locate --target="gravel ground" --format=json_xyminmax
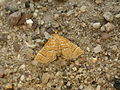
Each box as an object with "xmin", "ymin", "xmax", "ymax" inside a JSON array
[{"xmin": 0, "ymin": 0, "xmax": 120, "ymax": 90}]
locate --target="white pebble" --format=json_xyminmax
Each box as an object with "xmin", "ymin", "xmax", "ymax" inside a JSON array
[
  {"xmin": 72, "ymin": 67, "xmax": 77, "ymax": 71},
  {"xmin": 26, "ymin": 19, "xmax": 33, "ymax": 26},
  {"xmin": 93, "ymin": 45, "xmax": 102, "ymax": 53},
  {"xmin": 66, "ymin": 81, "xmax": 71, "ymax": 86},
  {"xmin": 80, "ymin": 6, "xmax": 87, "ymax": 12},
  {"xmin": 17, "ymin": 1, "xmax": 21, "ymax": 4},
  {"xmin": 40, "ymin": 20, "xmax": 44, "ymax": 25},
  {"xmin": 86, "ymin": 47, "xmax": 90, "ymax": 52},
  {"xmin": 92, "ymin": 22, "xmax": 101, "ymax": 29}
]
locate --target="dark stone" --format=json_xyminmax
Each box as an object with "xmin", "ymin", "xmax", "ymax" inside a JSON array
[
  {"xmin": 25, "ymin": 1, "xmax": 30, "ymax": 8},
  {"xmin": 113, "ymin": 78, "xmax": 120, "ymax": 90}
]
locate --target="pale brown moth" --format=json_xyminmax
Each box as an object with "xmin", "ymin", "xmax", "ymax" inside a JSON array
[{"xmin": 34, "ymin": 32, "xmax": 84, "ymax": 63}]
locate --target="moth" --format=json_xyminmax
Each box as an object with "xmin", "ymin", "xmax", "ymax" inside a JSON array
[{"xmin": 34, "ymin": 32, "xmax": 84, "ymax": 63}]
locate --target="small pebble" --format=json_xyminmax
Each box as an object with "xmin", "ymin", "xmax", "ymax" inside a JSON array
[
  {"xmin": 93, "ymin": 45, "xmax": 102, "ymax": 53},
  {"xmin": 92, "ymin": 22, "xmax": 101, "ymax": 29},
  {"xmin": 54, "ymin": 13, "xmax": 59, "ymax": 20},
  {"xmin": 19, "ymin": 64, "xmax": 26, "ymax": 70},
  {"xmin": 20, "ymin": 75, "xmax": 25, "ymax": 81},
  {"xmin": 103, "ymin": 12, "xmax": 114, "ymax": 21},
  {"xmin": 75, "ymin": 60, "xmax": 79, "ymax": 65},
  {"xmin": 115, "ymin": 13, "xmax": 120, "ymax": 18},
  {"xmin": 31, "ymin": 60, "xmax": 38, "ymax": 66},
  {"xmin": 33, "ymin": 12, "xmax": 38, "ymax": 17},
  {"xmin": 80, "ymin": 5, "xmax": 87, "ymax": 12},
  {"xmin": 92, "ymin": 57, "xmax": 97, "ymax": 63},
  {"xmin": 86, "ymin": 47, "xmax": 90, "ymax": 52},
  {"xmin": 104, "ymin": 22, "xmax": 115, "ymax": 31},
  {"xmin": 8, "ymin": 11, "xmax": 21, "ymax": 26},
  {"xmin": 42, "ymin": 73, "xmax": 50, "ymax": 84},
  {"xmin": 96, "ymin": 85, "xmax": 101, "ymax": 90},
  {"xmin": 26, "ymin": 19, "xmax": 33, "ymax": 26},
  {"xmin": 66, "ymin": 81, "xmax": 71, "ymax": 86},
  {"xmin": 72, "ymin": 67, "xmax": 77, "ymax": 71},
  {"xmin": 101, "ymin": 33, "xmax": 110, "ymax": 39},
  {"xmin": 17, "ymin": 1, "xmax": 21, "ymax": 4},
  {"xmin": 40, "ymin": 20, "xmax": 44, "ymax": 25},
  {"xmin": 55, "ymin": 71, "xmax": 62, "ymax": 77},
  {"xmin": 44, "ymin": 32, "xmax": 52, "ymax": 40},
  {"xmin": 100, "ymin": 26, "xmax": 105, "ymax": 31},
  {"xmin": 95, "ymin": 0, "xmax": 102, "ymax": 4}
]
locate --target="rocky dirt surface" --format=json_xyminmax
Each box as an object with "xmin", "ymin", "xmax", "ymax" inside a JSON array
[{"xmin": 0, "ymin": 0, "xmax": 120, "ymax": 90}]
